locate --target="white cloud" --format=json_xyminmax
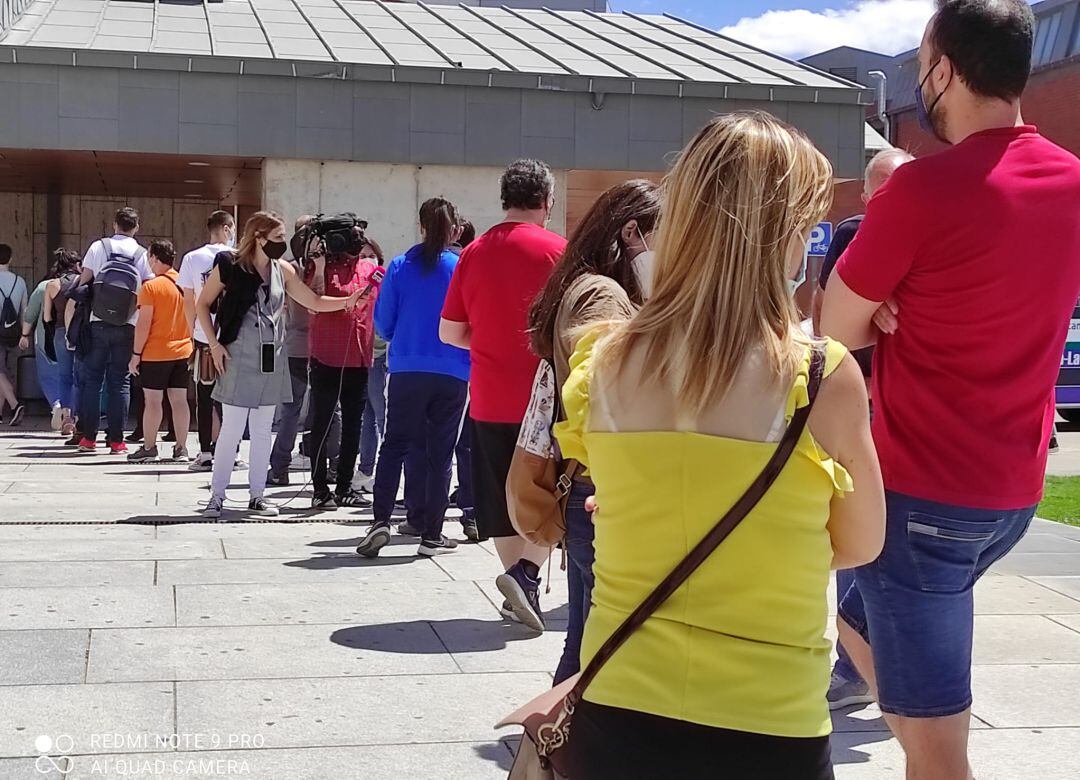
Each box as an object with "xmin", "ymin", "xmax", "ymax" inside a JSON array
[{"xmin": 720, "ymin": 0, "xmax": 934, "ymax": 60}]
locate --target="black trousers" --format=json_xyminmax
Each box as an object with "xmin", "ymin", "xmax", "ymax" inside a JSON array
[
  {"xmin": 470, "ymin": 419, "xmax": 520, "ymax": 541},
  {"xmin": 566, "ymin": 699, "xmax": 834, "ymax": 780},
  {"xmin": 309, "ymin": 360, "xmax": 367, "ymax": 496},
  {"xmin": 194, "ymin": 341, "xmax": 221, "ymax": 454}
]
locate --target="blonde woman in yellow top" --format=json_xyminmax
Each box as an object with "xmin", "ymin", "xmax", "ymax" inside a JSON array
[{"xmin": 554, "ymin": 112, "xmax": 886, "ymax": 779}]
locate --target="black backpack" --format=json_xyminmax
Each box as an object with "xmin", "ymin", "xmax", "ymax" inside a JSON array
[
  {"xmin": 0, "ymin": 277, "xmax": 20, "ymax": 348},
  {"xmin": 91, "ymin": 238, "xmax": 145, "ymax": 326}
]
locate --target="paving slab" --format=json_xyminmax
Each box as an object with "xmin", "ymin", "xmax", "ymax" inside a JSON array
[
  {"xmin": 994, "ymin": 553, "xmax": 1080, "ymax": 577},
  {"xmin": 0, "ymin": 586, "xmax": 174, "ymax": 630},
  {"xmin": 432, "ymin": 617, "xmax": 566, "ymax": 673},
  {"xmin": 1047, "ymin": 613, "xmax": 1080, "ymax": 633},
  {"xmin": 0, "ymin": 629, "xmax": 89, "ymax": 685},
  {"xmin": 60, "ymin": 742, "xmax": 511, "ymax": 779},
  {"xmin": 1010, "ymin": 532, "xmax": 1080, "ymax": 553},
  {"xmin": 0, "ymin": 757, "xmax": 64, "ymax": 779},
  {"xmin": 0, "ymin": 561, "xmax": 155, "ymax": 588},
  {"xmin": 176, "ymin": 673, "xmax": 552, "ymax": 750},
  {"xmin": 0, "ymin": 540, "xmax": 221, "ymax": 562},
  {"xmin": 1033, "ymin": 575, "xmax": 1080, "ymax": 600},
  {"xmin": 87, "ymin": 623, "xmax": 458, "ymax": 683},
  {"xmin": 972, "ymin": 615, "xmax": 1080, "ymax": 663},
  {"xmin": 972, "ymin": 664, "xmax": 1080, "ymax": 727},
  {"xmin": 0, "ymin": 525, "xmax": 156, "ymax": 541},
  {"xmin": 0, "ymin": 682, "xmax": 174, "ymax": 757},
  {"xmin": 973, "ymin": 575, "xmax": 1080, "ymax": 614},
  {"xmin": 156, "ymin": 557, "xmax": 453, "ymax": 585},
  {"xmin": 174, "ymin": 580, "xmax": 497, "ymax": 627}
]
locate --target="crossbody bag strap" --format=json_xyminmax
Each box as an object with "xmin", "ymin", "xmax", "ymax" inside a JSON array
[{"xmin": 569, "ymin": 343, "xmax": 828, "ymax": 703}]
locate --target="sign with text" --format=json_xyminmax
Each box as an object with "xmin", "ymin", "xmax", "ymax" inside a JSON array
[{"xmin": 807, "ymin": 222, "xmax": 832, "ymax": 256}]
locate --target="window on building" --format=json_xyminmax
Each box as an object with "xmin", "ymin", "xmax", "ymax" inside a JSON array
[
  {"xmin": 1071, "ymin": 16, "xmax": 1080, "ymax": 56},
  {"xmin": 829, "ymin": 66, "xmax": 859, "ymax": 82},
  {"xmin": 1033, "ymin": 12, "xmax": 1062, "ymax": 66}
]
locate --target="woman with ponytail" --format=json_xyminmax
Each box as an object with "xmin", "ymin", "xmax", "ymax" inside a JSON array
[{"xmin": 355, "ymin": 198, "xmax": 471, "ymax": 558}]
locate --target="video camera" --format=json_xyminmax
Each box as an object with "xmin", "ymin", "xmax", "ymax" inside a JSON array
[{"xmin": 292, "ymin": 212, "xmax": 368, "ymax": 266}]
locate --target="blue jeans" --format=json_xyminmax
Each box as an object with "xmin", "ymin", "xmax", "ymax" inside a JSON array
[
  {"xmin": 34, "ymin": 345, "xmax": 60, "ymax": 407},
  {"xmin": 359, "ymin": 354, "xmax": 387, "ymax": 476},
  {"xmin": 372, "ymin": 372, "xmax": 468, "ymax": 541},
  {"xmin": 832, "ymin": 568, "xmax": 863, "ymax": 683},
  {"xmin": 554, "ymin": 479, "xmax": 597, "ymax": 685},
  {"xmin": 839, "ymin": 490, "xmax": 1035, "ymax": 718},
  {"xmin": 80, "ymin": 323, "xmax": 133, "ymax": 443},
  {"xmin": 53, "ymin": 329, "xmax": 76, "ymax": 409}
]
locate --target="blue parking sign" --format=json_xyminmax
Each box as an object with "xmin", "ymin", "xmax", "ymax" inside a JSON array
[{"xmin": 807, "ymin": 222, "xmax": 832, "ymax": 256}]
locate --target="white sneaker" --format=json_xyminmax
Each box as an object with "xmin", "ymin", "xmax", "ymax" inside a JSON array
[
  {"xmin": 50, "ymin": 402, "xmax": 63, "ymax": 431},
  {"xmin": 188, "ymin": 452, "xmax": 214, "ymax": 472},
  {"xmin": 290, "ymin": 453, "xmax": 311, "ymax": 471},
  {"xmin": 351, "ymin": 472, "xmax": 376, "ymax": 493}
]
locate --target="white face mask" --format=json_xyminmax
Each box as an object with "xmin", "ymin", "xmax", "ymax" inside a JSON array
[
  {"xmin": 788, "ymin": 246, "xmax": 808, "ymax": 297},
  {"xmin": 632, "ymin": 229, "xmax": 655, "ymax": 299}
]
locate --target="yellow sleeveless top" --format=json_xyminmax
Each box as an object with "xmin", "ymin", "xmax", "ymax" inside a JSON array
[{"xmin": 554, "ymin": 331, "xmax": 852, "ymax": 739}]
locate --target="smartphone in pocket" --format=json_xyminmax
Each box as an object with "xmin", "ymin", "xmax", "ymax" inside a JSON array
[{"xmin": 261, "ymin": 342, "xmax": 275, "ymax": 375}]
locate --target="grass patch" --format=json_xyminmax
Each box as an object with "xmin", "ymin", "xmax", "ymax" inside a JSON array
[{"xmin": 1039, "ymin": 477, "xmax": 1080, "ymax": 527}]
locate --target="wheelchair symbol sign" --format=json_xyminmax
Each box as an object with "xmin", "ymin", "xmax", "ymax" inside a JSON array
[{"xmin": 807, "ymin": 222, "xmax": 832, "ymax": 256}]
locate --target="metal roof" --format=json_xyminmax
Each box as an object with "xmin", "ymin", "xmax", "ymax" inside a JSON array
[{"xmin": 0, "ymin": 0, "xmax": 867, "ymax": 103}]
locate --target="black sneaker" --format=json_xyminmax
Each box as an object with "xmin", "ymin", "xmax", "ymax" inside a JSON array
[
  {"xmin": 334, "ymin": 489, "xmax": 372, "ymax": 508},
  {"xmin": 8, "ymin": 404, "xmax": 25, "ymax": 427},
  {"xmin": 312, "ymin": 492, "xmax": 337, "ymax": 510},
  {"xmin": 418, "ymin": 535, "xmax": 458, "ymax": 557},
  {"xmin": 127, "ymin": 445, "xmax": 159, "ymax": 463},
  {"xmin": 266, "ymin": 470, "xmax": 290, "ymax": 487},
  {"xmin": 461, "ymin": 518, "xmax": 479, "ymax": 542},
  {"xmin": 64, "ymin": 432, "xmax": 81, "ymax": 447},
  {"xmin": 396, "ymin": 521, "xmax": 422, "ymax": 536},
  {"xmin": 496, "ymin": 561, "xmax": 545, "ymax": 632},
  {"xmin": 248, "ymin": 496, "xmax": 279, "ymax": 518},
  {"xmin": 163, "ymin": 431, "xmax": 177, "ymax": 443},
  {"xmin": 125, "ymin": 431, "xmax": 143, "ymax": 444},
  {"xmin": 356, "ymin": 523, "xmax": 392, "ymax": 558}
]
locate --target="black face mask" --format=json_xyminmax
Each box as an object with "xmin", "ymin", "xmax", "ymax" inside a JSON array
[{"xmin": 263, "ymin": 239, "xmax": 287, "ymax": 260}]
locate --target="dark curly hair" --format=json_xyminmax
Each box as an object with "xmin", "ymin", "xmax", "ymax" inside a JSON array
[
  {"xmin": 500, "ymin": 159, "xmax": 555, "ymax": 211},
  {"xmin": 930, "ymin": 0, "xmax": 1034, "ymax": 101},
  {"xmin": 50, "ymin": 247, "xmax": 81, "ymax": 278}
]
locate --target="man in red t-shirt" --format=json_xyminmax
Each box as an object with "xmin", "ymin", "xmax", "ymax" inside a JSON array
[
  {"xmin": 440, "ymin": 159, "xmax": 566, "ymax": 631},
  {"xmin": 305, "ymin": 233, "xmax": 382, "ymax": 510},
  {"xmin": 822, "ymin": 1, "xmax": 1080, "ymax": 776}
]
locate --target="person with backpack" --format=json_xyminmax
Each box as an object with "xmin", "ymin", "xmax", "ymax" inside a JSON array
[
  {"xmin": 42, "ymin": 250, "xmax": 83, "ymax": 437},
  {"xmin": 355, "ymin": 198, "xmax": 470, "ymax": 558},
  {"xmin": 126, "ymin": 241, "xmax": 193, "ymax": 463},
  {"xmin": 75, "ymin": 207, "xmax": 153, "ymax": 454},
  {"xmin": 525, "ymin": 179, "xmax": 658, "ymax": 681},
  {"xmin": 0, "ymin": 243, "xmax": 28, "ymax": 426}
]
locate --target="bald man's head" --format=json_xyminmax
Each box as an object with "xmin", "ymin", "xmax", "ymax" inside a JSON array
[{"xmin": 864, "ymin": 149, "xmax": 915, "ymax": 201}]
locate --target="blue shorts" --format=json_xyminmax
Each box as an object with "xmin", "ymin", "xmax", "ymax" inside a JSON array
[{"xmin": 838, "ymin": 491, "xmax": 1035, "ymax": 718}]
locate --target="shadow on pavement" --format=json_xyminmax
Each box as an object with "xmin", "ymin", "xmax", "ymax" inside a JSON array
[
  {"xmin": 283, "ymin": 552, "xmax": 418, "ymax": 569},
  {"xmin": 474, "ymin": 740, "xmax": 515, "ymax": 773},
  {"xmin": 829, "ymin": 707, "xmax": 894, "ymax": 765},
  {"xmin": 331, "ymin": 618, "xmax": 547, "ymax": 654}
]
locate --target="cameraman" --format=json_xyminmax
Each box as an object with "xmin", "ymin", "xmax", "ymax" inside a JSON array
[{"xmin": 305, "ymin": 220, "xmax": 383, "ymax": 509}]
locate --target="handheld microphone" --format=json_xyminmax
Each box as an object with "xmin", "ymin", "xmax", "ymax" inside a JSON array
[{"xmin": 360, "ymin": 267, "xmax": 385, "ymax": 298}]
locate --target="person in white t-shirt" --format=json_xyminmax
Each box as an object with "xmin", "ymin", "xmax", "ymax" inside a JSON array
[
  {"xmin": 76, "ymin": 207, "xmax": 153, "ymax": 453},
  {"xmin": 0, "ymin": 244, "xmax": 28, "ymax": 425},
  {"xmin": 178, "ymin": 210, "xmax": 236, "ymax": 472}
]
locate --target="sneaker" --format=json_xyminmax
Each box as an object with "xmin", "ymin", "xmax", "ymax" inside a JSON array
[
  {"xmin": 127, "ymin": 445, "xmax": 159, "ymax": 463},
  {"xmin": 827, "ymin": 673, "xmax": 874, "ymax": 711},
  {"xmin": 188, "ymin": 452, "xmax": 214, "ymax": 472},
  {"xmin": 77, "ymin": 438, "xmax": 97, "ymax": 453},
  {"xmin": 203, "ymin": 495, "xmax": 224, "ymax": 520},
  {"xmin": 266, "ymin": 470, "xmax": 290, "ymax": 487},
  {"xmin": 418, "ymin": 535, "xmax": 458, "ymax": 557},
  {"xmin": 290, "ymin": 453, "xmax": 311, "ymax": 471},
  {"xmin": 65, "ymin": 432, "xmax": 82, "ymax": 447},
  {"xmin": 356, "ymin": 523, "xmax": 392, "ymax": 558},
  {"xmin": 233, "ymin": 458, "xmax": 247, "ymax": 471},
  {"xmin": 496, "ymin": 561, "xmax": 545, "ymax": 632},
  {"xmin": 248, "ymin": 496, "xmax": 279, "ymax": 517},
  {"xmin": 8, "ymin": 404, "xmax": 25, "ymax": 427},
  {"xmin": 396, "ymin": 521, "xmax": 422, "ymax": 536},
  {"xmin": 109, "ymin": 442, "xmax": 128, "ymax": 455},
  {"xmin": 461, "ymin": 518, "xmax": 479, "ymax": 542},
  {"xmin": 311, "ymin": 491, "xmax": 338, "ymax": 510},
  {"xmin": 125, "ymin": 431, "xmax": 143, "ymax": 444},
  {"xmin": 352, "ymin": 472, "xmax": 376, "ymax": 493},
  {"xmin": 163, "ymin": 431, "xmax": 177, "ymax": 443},
  {"xmin": 171, "ymin": 445, "xmax": 190, "ymax": 463},
  {"xmin": 500, "ymin": 600, "xmax": 522, "ymax": 624},
  {"xmin": 61, "ymin": 420, "xmax": 75, "ymax": 437},
  {"xmin": 335, "ymin": 489, "xmax": 372, "ymax": 508},
  {"xmin": 50, "ymin": 402, "xmax": 63, "ymax": 431}
]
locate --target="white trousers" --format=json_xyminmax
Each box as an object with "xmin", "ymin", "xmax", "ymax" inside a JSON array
[{"xmin": 211, "ymin": 403, "xmax": 276, "ymax": 500}]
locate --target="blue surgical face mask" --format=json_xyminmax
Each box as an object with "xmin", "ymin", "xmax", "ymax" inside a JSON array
[
  {"xmin": 788, "ymin": 247, "xmax": 808, "ymax": 297},
  {"xmin": 915, "ymin": 58, "xmax": 949, "ymax": 143}
]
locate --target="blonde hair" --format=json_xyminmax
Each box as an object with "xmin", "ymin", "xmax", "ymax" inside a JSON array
[
  {"xmin": 602, "ymin": 111, "xmax": 833, "ymax": 417},
  {"xmin": 236, "ymin": 210, "xmax": 285, "ymax": 272}
]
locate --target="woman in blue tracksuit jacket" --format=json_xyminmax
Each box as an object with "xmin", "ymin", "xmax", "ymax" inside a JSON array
[{"xmin": 356, "ymin": 198, "xmax": 471, "ymax": 559}]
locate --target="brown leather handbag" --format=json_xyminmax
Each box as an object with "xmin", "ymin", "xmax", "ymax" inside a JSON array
[{"xmin": 497, "ymin": 346, "xmax": 826, "ymax": 779}]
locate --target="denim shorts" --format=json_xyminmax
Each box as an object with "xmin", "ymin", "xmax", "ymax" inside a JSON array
[{"xmin": 838, "ymin": 490, "xmax": 1035, "ymax": 718}]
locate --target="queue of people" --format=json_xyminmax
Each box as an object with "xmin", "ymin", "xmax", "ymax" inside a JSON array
[{"xmin": 4, "ymin": 1, "xmax": 1078, "ymax": 776}]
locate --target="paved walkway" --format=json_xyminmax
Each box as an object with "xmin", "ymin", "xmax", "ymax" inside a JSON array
[{"xmin": 0, "ymin": 428, "xmax": 1079, "ymax": 779}]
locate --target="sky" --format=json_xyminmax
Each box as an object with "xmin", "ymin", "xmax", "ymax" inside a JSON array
[{"xmin": 609, "ymin": 0, "xmax": 936, "ymax": 59}]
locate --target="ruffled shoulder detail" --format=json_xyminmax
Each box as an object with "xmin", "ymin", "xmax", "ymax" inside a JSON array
[
  {"xmin": 553, "ymin": 326, "xmax": 606, "ymax": 468},
  {"xmin": 785, "ymin": 338, "xmax": 853, "ymax": 497}
]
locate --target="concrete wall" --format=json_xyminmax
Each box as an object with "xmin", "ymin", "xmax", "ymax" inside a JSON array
[
  {"xmin": 0, "ymin": 63, "xmax": 867, "ymax": 179},
  {"xmin": 263, "ymin": 160, "xmax": 568, "ymax": 260}
]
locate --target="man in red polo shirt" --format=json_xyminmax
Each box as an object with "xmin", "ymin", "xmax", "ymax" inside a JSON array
[
  {"xmin": 822, "ymin": 1, "xmax": 1080, "ymax": 777},
  {"xmin": 440, "ymin": 159, "xmax": 566, "ymax": 632}
]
